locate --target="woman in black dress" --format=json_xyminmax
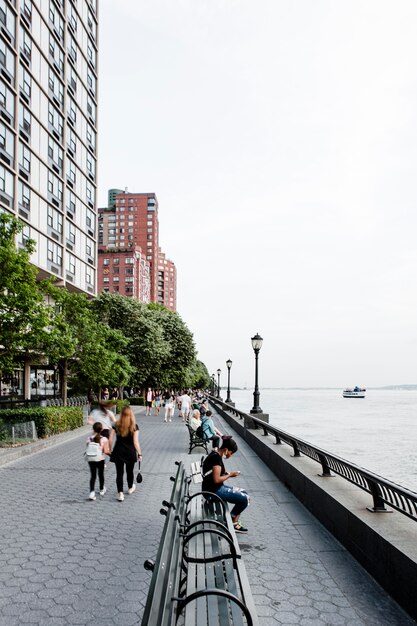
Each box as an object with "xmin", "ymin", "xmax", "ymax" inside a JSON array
[{"xmin": 109, "ymin": 406, "xmax": 142, "ymax": 501}]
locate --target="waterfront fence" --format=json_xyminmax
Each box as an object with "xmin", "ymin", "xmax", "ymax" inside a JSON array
[{"xmin": 209, "ymin": 396, "xmax": 417, "ymax": 522}]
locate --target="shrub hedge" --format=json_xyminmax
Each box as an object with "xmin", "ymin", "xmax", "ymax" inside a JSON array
[
  {"xmin": 128, "ymin": 396, "xmax": 145, "ymax": 406},
  {"xmin": 0, "ymin": 407, "xmax": 83, "ymax": 438}
]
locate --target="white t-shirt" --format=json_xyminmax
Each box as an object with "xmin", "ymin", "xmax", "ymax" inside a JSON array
[{"xmin": 180, "ymin": 394, "xmax": 191, "ymax": 409}]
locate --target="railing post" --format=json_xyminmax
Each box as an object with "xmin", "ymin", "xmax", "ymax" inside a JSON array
[
  {"xmin": 318, "ymin": 453, "xmax": 332, "ymax": 477},
  {"xmin": 291, "ymin": 440, "xmax": 301, "ymax": 457},
  {"xmin": 366, "ymin": 478, "xmax": 391, "ymax": 513}
]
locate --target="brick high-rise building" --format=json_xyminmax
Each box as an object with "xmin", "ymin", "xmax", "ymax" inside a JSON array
[
  {"xmin": 97, "ymin": 246, "xmax": 150, "ymax": 302},
  {"xmin": 98, "ymin": 190, "xmax": 159, "ymax": 301},
  {"xmin": 157, "ymin": 248, "xmax": 177, "ymax": 311},
  {"xmin": 0, "ymin": 0, "xmax": 98, "ymax": 296}
]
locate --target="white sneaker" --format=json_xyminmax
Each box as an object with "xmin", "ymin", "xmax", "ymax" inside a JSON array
[
  {"xmin": 128, "ymin": 485, "xmax": 136, "ymax": 495},
  {"xmin": 99, "ymin": 486, "xmax": 107, "ymax": 496},
  {"xmin": 117, "ymin": 492, "xmax": 124, "ymax": 502},
  {"xmin": 89, "ymin": 491, "xmax": 96, "ymax": 500},
  {"xmin": 164, "ymin": 418, "xmax": 167, "ymax": 422}
]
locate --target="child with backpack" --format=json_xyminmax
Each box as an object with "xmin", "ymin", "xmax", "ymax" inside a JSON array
[{"xmin": 86, "ymin": 422, "xmax": 110, "ymax": 500}]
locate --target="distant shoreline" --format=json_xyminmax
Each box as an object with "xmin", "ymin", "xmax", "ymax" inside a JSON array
[{"xmin": 230, "ymin": 385, "xmax": 417, "ymax": 391}]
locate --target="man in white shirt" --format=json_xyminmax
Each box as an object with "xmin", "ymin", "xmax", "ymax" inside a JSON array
[{"xmin": 179, "ymin": 390, "xmax": 191, "ymax": 422}]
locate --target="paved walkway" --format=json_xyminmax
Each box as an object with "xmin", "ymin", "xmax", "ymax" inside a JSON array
[{"xmin": 0, "ymin": 406, "xmax": 414, "ymax": 626}]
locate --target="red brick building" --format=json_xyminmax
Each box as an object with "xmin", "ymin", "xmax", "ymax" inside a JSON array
[
  {"xmin": 97, "ymin": 246, "xmax": 150, "ymax": 301},
  {"xmin": 98, "ymin": 189, "xmax": 177, "ymax": 310}
]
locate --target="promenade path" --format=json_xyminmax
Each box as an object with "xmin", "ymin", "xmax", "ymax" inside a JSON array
[{"xmin": 0, "ymin": 405, "xmax": 414, "ymax": 626}]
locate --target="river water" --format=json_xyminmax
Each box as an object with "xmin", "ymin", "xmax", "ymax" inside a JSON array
[{"xmin": 229, "ymin": 388, "xmax": 417, "ymax": 492}]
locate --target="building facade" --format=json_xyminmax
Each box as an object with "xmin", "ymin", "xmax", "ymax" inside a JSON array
[
  {"xmin": 98, "ymin": 188, "xmax": 177, "ymax": 311},
  {"xmin": 97, "ymin": 246, "xmax": 150, "ymax": 302},
  {"xmin": 0, "ymin": 0, "xmax": 98, "ymax": 296},
  {"xmin": 0, "ymin": 0, "xmax": 98, "ymax": 403}
]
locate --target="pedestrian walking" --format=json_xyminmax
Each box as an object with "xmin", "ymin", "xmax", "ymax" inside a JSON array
[
  {"xmin": 109, "ymin": 406, "xmax": 142, "ymax": 502},
  {"xmin": 86, "ymin": 422, "xmax": 110, "ymax": 501},
  {"xmin": 145, "ymin": 387, "xmax": 154, "ymax": 416},
  {"xmin": 163, "ymin": 389, "xmax": 174, "ymax": 422},
  {"xmin": 154, "ymin": 389, "xmax": 162, "ymax": 416},
  {"xmin": 87, "ymin": 402, "xmax": 116, "ymax": 439}
]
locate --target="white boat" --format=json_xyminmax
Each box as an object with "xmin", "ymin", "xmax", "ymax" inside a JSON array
[{"xmin": 343, "ymin": 387, "xmax": 366, "ymax": 398}]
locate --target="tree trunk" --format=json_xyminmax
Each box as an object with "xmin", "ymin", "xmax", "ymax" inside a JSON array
[{"xmin": 62, "ymin": 359, "xmax": 68, "ymax": 405}]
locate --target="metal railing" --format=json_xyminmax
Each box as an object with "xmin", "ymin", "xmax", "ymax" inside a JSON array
[{"xmin": 209, "ymin": 395, "xmax": 417, "ymax": 522}]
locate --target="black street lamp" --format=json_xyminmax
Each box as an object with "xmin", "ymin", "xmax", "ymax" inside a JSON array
[
  {"xmin": 250, "ymin": 333, "xmax": 263, "ymax": 414},
  {"xmin": 217, "ymin": 368, "xmax": 221, "ymax": 399},
  {"xmin": 226, "ymin": 359, "xmax": 233, "ymax": 404}
]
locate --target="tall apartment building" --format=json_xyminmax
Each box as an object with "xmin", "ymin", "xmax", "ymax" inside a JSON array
[
  {"xmin": 98, "ymin": 188, "xmax": 177, "ymax": 311},
  {"xmin": 97, "ymin": 246, "xmax": 150, "ymax": 302},
  {"xmin": 158, "ymin": 247, "xmax": 176, "ymax": 311},
  {"xmin": 0, "ymin": 0, "xmax": 98, "ymax": 296},
  {"xmin": 0, "ymin": 0, "xmax": 98, "ymax": 403}
]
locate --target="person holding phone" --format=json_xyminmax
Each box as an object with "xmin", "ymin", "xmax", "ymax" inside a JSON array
[{"xmin": 202, "ymin": 437, "xmax": 250, "ymax": 533}]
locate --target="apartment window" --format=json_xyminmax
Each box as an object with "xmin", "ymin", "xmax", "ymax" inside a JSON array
[
  {"xmin": 48, "ymin": 103, "xmax": 63, "ymax": 138},
  {"xmin": 86, "ymin": 266, "xmax": 93, "ymax": 285},
  {"xmin": 48, "ymin": 171, "xmax": 63, "ymax": 204},
  {"xmin": 103, "ymin": 277, "xmax": 109, "ymax": 284},
  {"xmin": 125, "ymin": 258, "xmax": 134, "ymax": 264},
  {"xmin": 19, "ymin": 25, "xmax": 31, "ymax": 59},
  {"xmin": 49, "ymin": 33, "xmax": 64, "ymax": 73},
  {"xmin": 68, "ymin": 254, "xmax": 75, "ymax": 274},
  {"xmin": 19, "ymin": 66, "xmax": 31, "ymax": 98},
  {"xmin": 113, "ymin": 258, "xmax": 119, "ymax": 265},
  {"xmin": 0, "ymin": 39, "xmax": 15, "ymax": 79},
  {"xmin": 66, "ymin": 189, "xmax": 76, "ymax": 214},
  {"xmin": 68, "ymin": 97, "xmax": 76, "ymax": 122},
  {"xmin": 87, "ymin": 41, "xmax": 95, "ymax": 67},
  {"xmin": 67, "ymin": 221, "xmax": 75, "ymax": 244},
  {"xmin": 0, "ymin": 1, "xmax": 16, "ymax": 42},
  {"xmin": 49, "ymin": 67, "xmax": 63, "ymax": 105},
  {"xmin": 19, "ymin": 104, "xmax": 31, "ymax": 134},
  {"xmin": 20, "ymin": 0, "xmax": 32, "ymax": 18},
  {"xmin": 0, "ymin": 164, "xmax": 13, "ymax": 197},
  {"xmin": 19, "ymin": 143, "xmax": 31, "ymax": 172},
  {"xmin": 47, "ymin": 240, "xmax": 62, "ymax": 266},
  {"xmin": 86, "ymin": 208, "xmax": 95, "ymax": 232},
  {"xmin": 67, "ymin": 159, "xmax": 76, "ymax": 183},
  {"xmin": 87, "ymin": 11, "xmax": 96, "ymax": 39},
  {"xmin": 67, "ymin": 128, "xmax": 76, "ymax": 155},
  {"xmin": 48, "ymin": 137, "xmax": 63, "ymax": 170},
  {"xmin": 0, "ymin": 79, "xmax": 14, "ymax": 120},
  {"xmin": 0, "ymin": 121, "xmax": 14, "ymax": 158},
  {"xmin": 86, "ymin": 152, "xmax": 95, "ymax": 177},
  {"xmin": 103, "ymin": 258, "xmax": 109, "ymax": 266},
  {"xmin": 68, "ymin": 34, "xmax": 77, "ymax": 61},
  {"xmin": 86, "ymin": 179, "xmax": 95, "ymax": 205},
  {"xmin": 18, "ymin": 181, "xmax": 30, "ymax": 209},
  {"xmin": 49, "ymin": 1, "xmax": 64, "ymax": 40},
  {"xmin": 87, "ymin": 68, "xmax": 96, "ymax": 95},
  {"xmin": 47, "ymin": 206, "xmax": 62, "ymax": 233},
  {"xmin": 87, "ymin": 95, "xmax": 96, "ymax": 123},
  {"xmin": 125, "ymin": 277, "xmax": 133, "ymax": 283},
  {"xmin": 68, "ymin": 2, "xmax": 77, "ymax": 31},
  {"xmin": 86, "ymin": 123, "xmax": 95, "ymax": 150},
  {"xmin": 86, "ymin": 239, "xmax": 92, "ymax": 257},
  {"xmin": 113, "ymin": 276, "xmax": 119, "ymax": 283}
]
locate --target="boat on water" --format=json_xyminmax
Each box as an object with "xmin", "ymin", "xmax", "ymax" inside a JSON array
[{"xmin": 343, "ymin": 386, "xmax": 366, "ymax": 398}]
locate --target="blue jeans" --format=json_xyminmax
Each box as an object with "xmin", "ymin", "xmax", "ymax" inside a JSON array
[{"xmin": 215, "ymin": 485, "xmax": 249, "ymax": 518}]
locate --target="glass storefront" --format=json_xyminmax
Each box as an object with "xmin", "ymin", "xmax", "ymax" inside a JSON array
[
  {"xmin": 0, "ymin": 370, "xmax": 24, "ymax": 398},
  {"xmin": 30, "ymin": 367, "xmax": 60, "ymax": 397}
]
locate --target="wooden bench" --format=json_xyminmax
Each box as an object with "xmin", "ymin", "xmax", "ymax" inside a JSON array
[
  {"xmin": 186, "ymin": 422, "xmax": 209, "ymax": 454},
  {"xmin": 142, "ymin": 462, "xmax": 258, "ymax": 626}
]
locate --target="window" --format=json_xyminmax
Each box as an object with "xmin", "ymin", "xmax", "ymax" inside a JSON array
[
  {"xmin": 47, "ymin": 240, "xmax": 62, "ymax": 266},
  {"xmin": 86, "ymin": 239, "xmax": 93, "ymax": 257},
  {"xmin": 48, "ymin": 171, "xmax": 63, "ymax": 204},
  {"xmin": 20, "ymin": 0, "xmax": 32, "ymax": 19},
  {"xmin": 48, "ymin": 137, "xmax": 63, "ymax": 170},
  {"xmin": 68, "ymin": 65, "xmax": 77, "ymax": 92},
  {"xmin": 19, "ymin": 104, "xmax": 31, "ymax": 134},
  {"xmin": 68, "ymin": 254, "xmax": 75, "ymax": 274},
  {"xmin": 103, "ymin": 258, "xmax": 109, "ymax": 266},
  {"xmin": 0, "ymin": 39, "xmax": 15, "ymax": 79},
  {"xmin": 18, "ymin": 181, "xmax": 30, "ymax": 209},
  {"xmin": 68, "ymin": 97, "xmax": 76, "ymax": 122},
  {"xmin": 67, "ymin": 159, "xmax": 76, "ymax": 183},
  {"xmin": 68, "ymin": 2, "xmax": 77, "ymax": 31},
  {"xmin": 86, "ymin": 179, "xmax": 95, "ymax": 205},
  {"xmin": 68, "ymin": 34, "xmax": 77, "ymax": 61},
  {"xmin": 67, "ymin": 221, "xmax": 75, "ymax": 244},
  {"xmin": 19, "ymin": 25, "xmax": 31, "ymax": 59},
  {"xmin": 47, "ymin": 206, "xmax": 62, "ymax": 233},
  {"xmin": 87, "ymin": 68, "xmax": 96, "ymax": 95},
  {"xmin": 103, "ymin": 277, "xmax": 109, "ymax": 284},
  {"xmin": 0, "ymin": 79, "xmax": 14, "ymax": 119},
  {"xmin": 48, "ymin": 103, "xmax": 63, "ymax": 138},
  {"xmin": 113, "ymin": 258, "xmax": 119, "ymax": 265},
  {"xmin": 48, "ymin": 67, "xmax": 63, "ymax": 105},
  {"xmin": 113, "ymin": 276, "xmax": 119, "ymax": 283},
  {"xmin": 0, "ymin": 164, "xmax": 13, "ymax": 197},
  {"xmin": 66, "ymin": 190, "xmax": 76, "ymax": 214},
  {"xmin": 86, "ymin": 123, "xmax": 95, "ymax": 149},
  {"xmin": 87, "ymin": 95, "xmax": 96, "ymax": 123},
  {"xmin": 87, "ymin": 41, "xmax": 95, "ymax": 67},
  {"xmin": 49, "ymin": 1, "xmax": 64, "ymax": 40},
  {"xmin": 86, "ymin": 266, "xmax": 93, "ymax": 285},
  {"xmin": 49, "ymin": 33, "xmax": 64, "ymax": 73},
  {"xmin": 87, "ymin": 10, "xmax": 96, "ymax": 39},
  {"xmin": 86, "ymin": 152, "xmax": 95, "ymax": 177},
  {"xmin": 0, "ymin": 121, "xmax": 14, "ymax": 157},
  {"xmin": 125, "ymin": 258, "xmax": 134, "ymax": 264},
  {"xmin": 86, "ymin": 208, "xmax": 95, "ymax": 233},
  {"xmin": 67, "ymin": 127, "xmax": 76, "ymax": 154},
  {"xmin": 1, "ymin": 0, "xmax": 16, "ymax": 42},
  {"xmin": 19, "ymin": 143, "xmax": 31, "ymax": 172}
]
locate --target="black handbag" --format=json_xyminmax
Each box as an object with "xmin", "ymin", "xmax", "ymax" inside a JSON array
[{"xmin": 136, "ymin": 459, "xmax": 143, "ymax": 483}]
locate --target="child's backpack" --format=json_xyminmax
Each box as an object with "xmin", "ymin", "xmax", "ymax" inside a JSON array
[{"xmin": 85, "ymin": 439, "xmax": 103, "ymax": 462}]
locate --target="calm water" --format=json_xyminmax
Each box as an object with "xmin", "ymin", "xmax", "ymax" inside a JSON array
[{"xmin": 229, "ymin": 389, "xmax": 417, "ymax": 492}]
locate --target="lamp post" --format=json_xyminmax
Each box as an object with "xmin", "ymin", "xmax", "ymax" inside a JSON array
[
  {"xmin": 225, "ymin": 359, "xmax": 233, "ymax": 404},
  {"xmin": 250, "ymin": 333, "xmax": 263, "ymax": 414},
  {"xmin": 211, "ymin": 374, "xmax": 215, "ymax": 395},
  {"xmin": 217, "ymin": 368, "xmax": 221, "ymax": 399}
]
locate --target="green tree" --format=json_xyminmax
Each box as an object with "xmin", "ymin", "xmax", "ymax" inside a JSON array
[
  {"xmin": 42, "ymin": 284, "xmax": 132, "ymax": 399},
  {"xmin": 0, "ymin": 214, "xmax": 52, "ymax": 374}
]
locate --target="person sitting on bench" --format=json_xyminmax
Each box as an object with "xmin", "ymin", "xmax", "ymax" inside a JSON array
[
  {"xmin": 201, "ymin": 410, "xmax": 223, "ymax": 448},
  {"xmin": 202, "ymin": 437, "xmax": 250, "ymax": 533}
]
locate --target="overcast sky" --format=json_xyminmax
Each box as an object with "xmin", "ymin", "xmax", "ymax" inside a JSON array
[{"xmin": 98, "ymin": 0, "xmax": 417, "ymax": 388}]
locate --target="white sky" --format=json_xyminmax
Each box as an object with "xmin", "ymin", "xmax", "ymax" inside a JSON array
[{"xmin": 98, "ymin": 0, "xmax": 417, "ymax": 388}]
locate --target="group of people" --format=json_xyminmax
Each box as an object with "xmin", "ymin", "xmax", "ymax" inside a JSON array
[
  {"xmin": 85, "ymin": 390, "xmax": 250, "ymax": 533},
  {"xmin": 86, "ymin": 403, "xmax": 142, "ymax": 502}
]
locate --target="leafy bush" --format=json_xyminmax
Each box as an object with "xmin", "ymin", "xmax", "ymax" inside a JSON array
[
  {"xmin": 0, "ymin": 407, "xmax": 83, "ymax": 438},
  {"xmin": 128, "ymin": 396, "xmax": 145, "ymax": 406}
]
